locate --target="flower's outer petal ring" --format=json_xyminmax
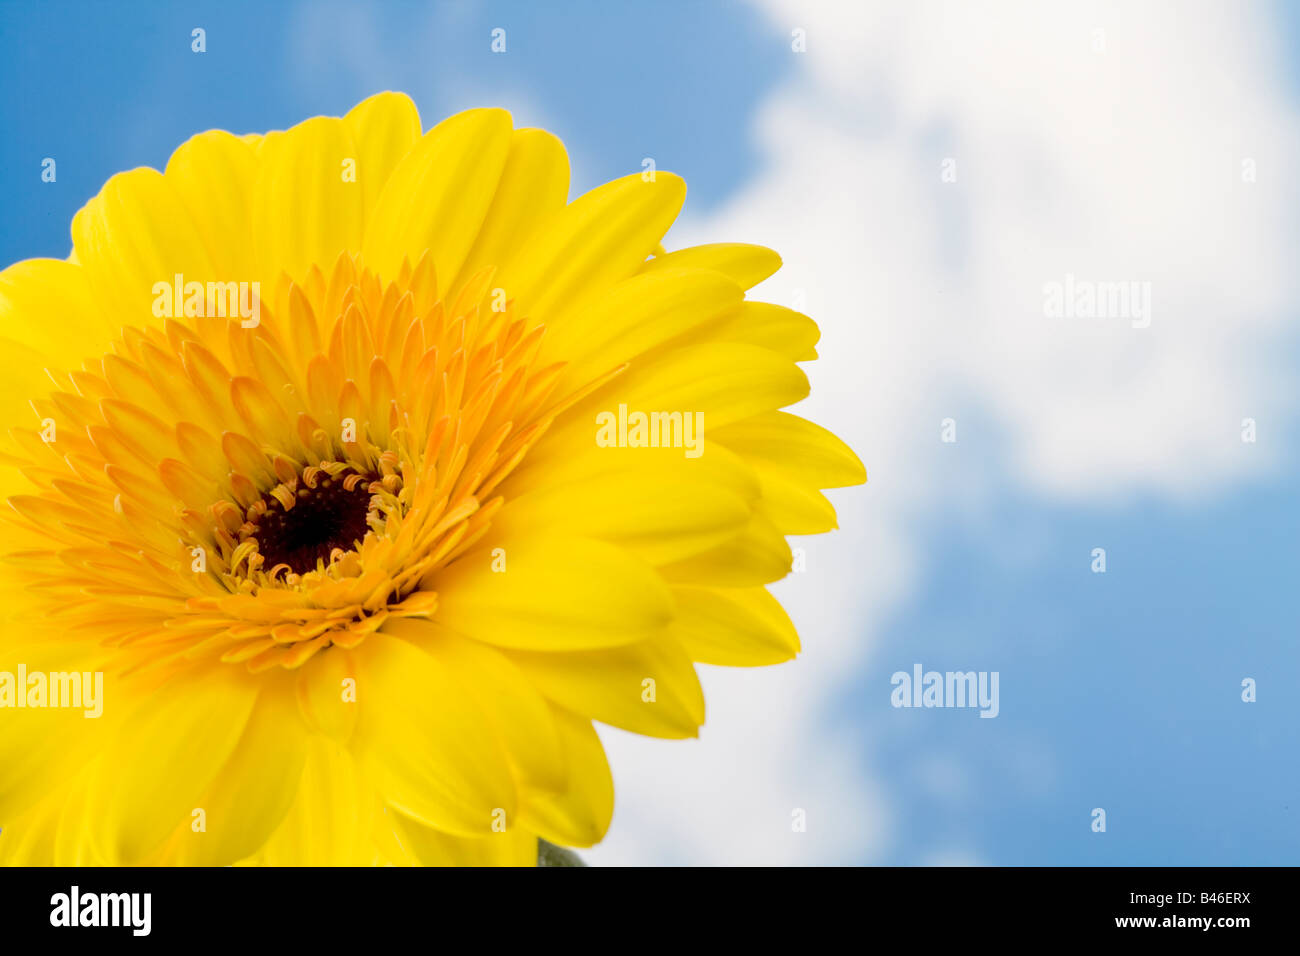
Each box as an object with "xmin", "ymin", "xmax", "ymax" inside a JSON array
[
  {"xmin": 93, "ymin": 665, "xmax": 260, "ymax": 864},
  {"xmin": 167, "ymin": 674, "xmax": 308, "ymax": 865},
  {"xmin": 532, "ymin": 342, "xmax": 809, "ymax": 463},
  {"xmin": 351, "ymin": 632, "xmax": 518, "ymax": 836},
  {"xmin": 430, "ymin": 536, "xmax": 675, "ymax": 651},
  {"xmin": 254, "ymin": 738, "xmax": 382, "ymax": 866},
  {"xmin": 713, "ymin": 411, "xmax": 867, "ymax": 489},
  {"xmin": 252, "ymin": 117, "xmax": 363, "ymax": 287},
  {"xmin": 518, "ymin": 707, "xmax": 614, "ymax": 848},
  {"xmin": 707, "ymin": 301, "xmax": 821, "ymax": 361},
  {"xmin": 387, "ymin": 806, "xmax": 538, "ymax": 866},
  {"xmin": 71, "ymin": 167, "xmax": 218, "ymax": 325},
  {"xmin": 492, "ymin": 460, "xmax": 754, "ymax": 566},
  {"xmin": 386, "ymin": 618, "xmax": 567, "ymax": 796},
  {"xmin": 163, "ymin": 130, "xmax": 258, "ymax": 278},
  {"xmin": 640, "ymin": 241, "xmax": 782, "ymax": 290},
  {"xmin": 343, "ymin": 91, "xmax": 424, "ymax": 229},
  {"xmin": 537, "ymin": 267, "xmax": 744, "ymax": 395},
  {"xmin": 493, "ymin": 172, "xmax": 686, "ymax": 326},
  {"xmin": 658, "ymin": 511, "xmax": 794, "ymax": 586},
  {"xmin": 667, "ymin": 585, "xmax": 801, "ymax": 667},
  {"xmin": 506, "ymin": 637, "xmax": 705, "ymax": 739},
  {"xmin": 453, "ymin": 127, "xmax": 571, "ymax": 292},
  {"xmin": 361, "ymin": 107, "xmax": 514, "ymax": 286}
]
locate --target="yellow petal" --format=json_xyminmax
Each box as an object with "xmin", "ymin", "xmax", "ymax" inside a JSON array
[
  {"xmin": 541, "ymin": 342, "xmax": 809, "ymax": 453},
  {"xmin": 0, "ymin": 258, "xmax": 107, "ymax": 361},
  {"xmin": 709, "ymin": 301, "xmax": 820, "ymax": 361},
  {"xmin": 170, "ymin": 675, "xmax": 308, "ymax": 865},
  {"xmin": 163, "ymin": 130, "xmax": 258, "ymax": 276},
  {"xmin": 255, "ymin": 737, "xmax": 380, "ymax": 865},
  {"xmin": 362, "ymin": 108, "xmax": 514, "ymax": 284},
  {"xmin": 387, "ymin": 807, "xmax": 537, "ymax": 866},
  {"xmin": 494, "ymin": 172, "xmax": 686, "ymax": 325},
  {"xmin": 394, "ymin": 619, "xmax": 566, "ymax": 794},
  {"xmin": 518, "ymin": 707, "xmax": 614, "ymax": 848},
  {"xmin": 0, "ymin": 790, "xmax": 63, "ymax": 865},
  {"xmin": 752, "ymin": 465, "xmax": 840, "ymax": 534},
  {"xmin": 351, "ymin": 631, "xmax": 517, "ymax": 835},
  {"xmin": 507, "ymin": 637, "xmax": 705, "ymax": 739},
  {"xmin": 493, "ymin": 458, "xmax": 753, "ymax": 566},
  {"xmin": 0, "ymin": 259, "xmax": 104, "ymax": 496},
  {"xmin": 454, "ymin": 127, "xmax": 570, "ymax": 290},
  {"xmin": 538, "ymin": 267, "xmax": 743, "ymax": 394},
  {"xmin": 343, "ymin": 91, "xmax": 424, "ymax": 227},
  {"xmin": 0, "ymin": 339, "xmax": 50, "ymax": 474},
  {"xmin": 713, "ymin": 410, "xmax": 867, "ymax": 488},
  {"xmin": 659, "ymin": 512, "xmax": 793, "ymax": 586},
  {"xmin": 0, "ymin": 664, "xmax": 108, "ymax": 821},
  {"xmin": 0, "ymin": 771, "xmax": 100, "ymax": 866},
  {"xmin": 507, "ymin": 437, "xmax": 759, "ymax": 501},
  {"xmin": 252, "ymin": 117, "xmax": 363, "ymax": 285},
  {"xmin": 92, "ymin": 665, "xmax": 259, "ymax": 863},
  {"xmin": 295, "ymin": 646, "xmax": 359, "ymax": 742},
  {"xmin": 430, "ymin": 537, "xmax": 674, "ymax": 651},
  {"xmin": 667, "ymin": 585, "xmax": 800, "ymax": 666},
  {"xmin": 71, "ymin": 167, "xmax": 218, "ymax": 322},
  {"xmin": 642, "ymin": 242, "xmax": 781, "ymax": 290}
]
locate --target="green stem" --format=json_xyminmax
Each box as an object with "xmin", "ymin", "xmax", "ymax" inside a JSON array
[{"xmin": 537, "ymin": 839, "xmax": 586, "ymax": 867}]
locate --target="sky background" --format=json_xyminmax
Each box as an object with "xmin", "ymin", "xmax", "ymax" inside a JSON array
[{"xmin": 1, "ymin": 0, "xmax": 1296, "ymax": 865}]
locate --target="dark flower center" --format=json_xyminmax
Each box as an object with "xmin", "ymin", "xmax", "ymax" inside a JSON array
[{"xmin": 250, "ymin": 473, "xmax": 376, "ymax": 575}]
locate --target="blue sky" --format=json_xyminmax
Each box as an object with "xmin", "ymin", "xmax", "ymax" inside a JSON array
[
  {"xmin": 1, "ymin": 0, "xmax": 1295, "ymax": 865},
  {"xmin": 864, "ymin": 470, "xmax": 1300, "ymax": 864}
]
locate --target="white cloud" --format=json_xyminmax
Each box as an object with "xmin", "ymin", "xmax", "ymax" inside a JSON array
[{"xmin": 590, "ymin": 0, "xmax": 1300, "ymax": 864}]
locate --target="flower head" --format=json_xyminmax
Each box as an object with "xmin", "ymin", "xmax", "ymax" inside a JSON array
[{"xmin": 0, "ymin": 93, "xmax": 864, "ymax": 865}]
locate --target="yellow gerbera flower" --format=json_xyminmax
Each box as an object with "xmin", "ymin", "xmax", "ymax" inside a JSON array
[{"xmin": 0, "ymin": 92, "xmax": 864, "ymax": 866}]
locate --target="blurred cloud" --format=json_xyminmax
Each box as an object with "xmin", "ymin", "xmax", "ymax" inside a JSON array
[{"xmin": 591, "ymin": 0, "xmax": 1300, "ymax": 864}]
